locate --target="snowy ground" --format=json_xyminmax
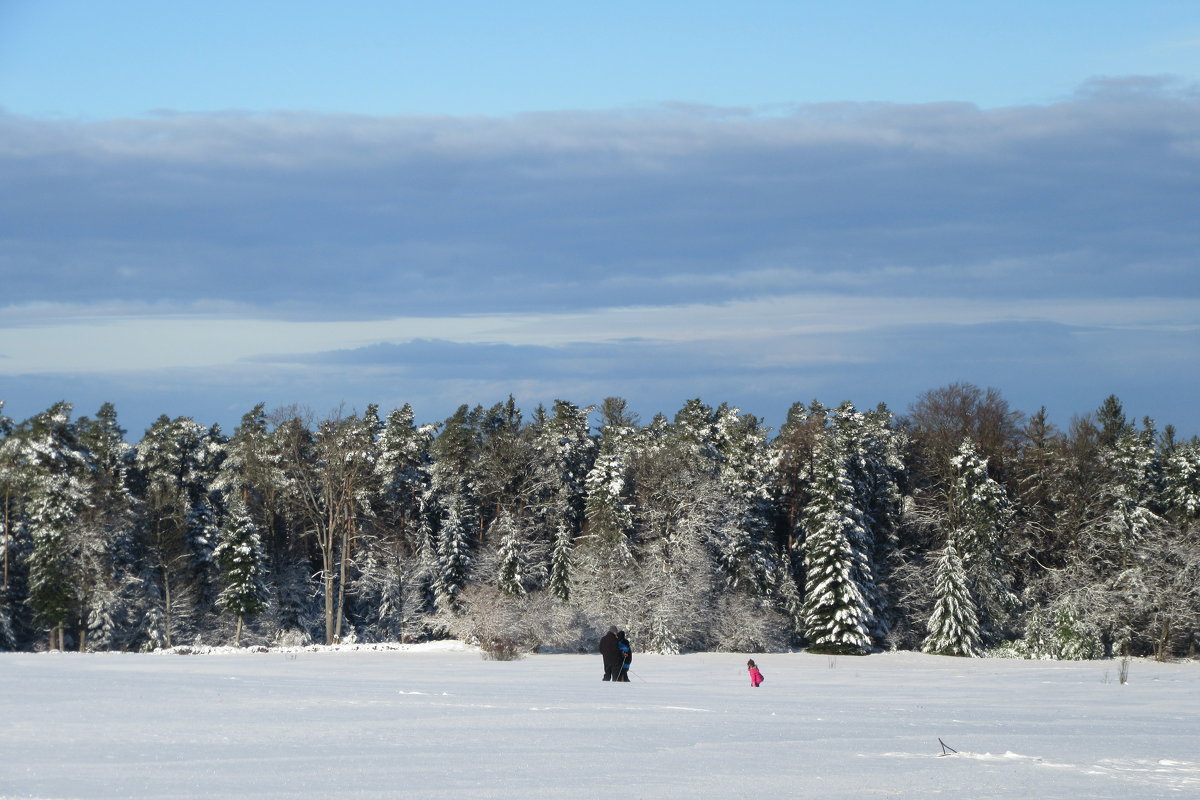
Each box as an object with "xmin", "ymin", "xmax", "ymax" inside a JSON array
[{"xmin": 1, "ymin": 645, "xmax": 1197, "ymax": 799}]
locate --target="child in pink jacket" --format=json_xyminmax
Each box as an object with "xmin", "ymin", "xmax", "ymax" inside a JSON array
[{"xmin": 747, "ymin": 659, "xmax": 764, "ymax": 687}]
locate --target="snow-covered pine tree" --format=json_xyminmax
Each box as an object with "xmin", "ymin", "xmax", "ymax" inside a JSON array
[
  {"xmin": 583, "ymin": 425, "xmax": 635, "ymax": 553},
  {"xmin": 260, "ymin": 414, "xmax": 322, "ymax": 642},
  {"xmin": 492, "ymin": 510, "xmax": 528, "ymax": 597},
  {"xmin": 1043, "ymin": 409, "xmax": 1166, "ymax": 658},
  {"xmin": 214, "ymin": 494, "xmax": 268, "ymax": 645},
  {"xmin": 775, "ymin": 547, "xmax": 804, "ymax": 639},
  {"xmin": 373, "ymin": 404, "xmax": 436, "ymax": 551},
  {"xmin": 1163, "ymin": 439, "xmax": 1200, "ymax": 530},
  {"xmin": 710, "ymin": 404, "xmax": 778, "ymax": 599},
  {"xmin": 0, "ymin": 403, "xmax": 20, "ymax": 649},
  {"xmin": 531, "ymin": 400, "xmax": 594, "ymax": 601},
  {"xmin": 18, "ymin": 403, "xmax": 93, "ymax": 650},
  {"xmin": 576, "ymin": 414, "xmax": 638, "ymax": 621},
  {"xmin": 213, "ymin": 405, "xmax": 290, "ymax": 530},
  {"xmin": 547, "ymin": 522, "xmax": 573, "ymax": 602},
  {"xmin": 922, "ymin": 540, "xmax": 981, "ymax": 657},
  {"xmin": 946, "ymin": 438, "xmax": 1015, "ymax": 643},
  {"xmin": 426, "ymin": 406, "xmax": 484, "ymax": 613},
  {"xmin": 1095, "ymin": 417, "xmax": 1163, "ymax": 562},
  {"xmin": 1011, "ymin": 408, "xmax": 1069, "ymax": 572},
  {"xmin": 70, "ymin": 403, "xmax": 141, "ymax": 651},
  {"xmin": 472, "ymin": 398, "xmax": 528, "ymax": 540},
  {"xmin": 433, "ymin": 495, "xmax": 473, "ymax": 611},
  {"xmin": 800, "ymin": 437, "xmax": 875, "ymax": 655},
  {"xmin": 351, "ymin": 404, "xmax": 438, "ymax": 640},
  {"xmin": 132, "ymin": 415, "xmax": 225, "ymax": 648},
  {"xmin": 830, "ymin": 402, "xmax": 905, "ymax": 641}
]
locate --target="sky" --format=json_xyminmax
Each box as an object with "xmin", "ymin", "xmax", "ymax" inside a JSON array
[{"xmin": 1, "ymin": 1, "xmax": 1199, "ymax": 438}]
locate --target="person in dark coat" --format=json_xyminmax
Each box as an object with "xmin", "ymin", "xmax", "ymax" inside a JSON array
[
  {"xmin": 599, "ymin": 627, "xmax": 621, "ymax": 681},
  {"xmin": 616, "ymin": 631, "xmax": 633, "ymax": 682}
]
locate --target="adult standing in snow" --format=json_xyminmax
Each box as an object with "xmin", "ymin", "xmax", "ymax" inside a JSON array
[
  {"xmin": 599, "ymin": 627, "xmax": 621, "ymax": 681},
  {"xmin": 616, "ymin": 631, "xmax": 633, "ymax": 682}
]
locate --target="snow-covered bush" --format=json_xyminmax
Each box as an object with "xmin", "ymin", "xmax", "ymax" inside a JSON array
[
  {"xmin": 1009, "ymin": 604, "xmax": 1104, "ymax": 660},
  {"xmin": 441, "ymin": 586, "xmax": 586, "ymax": 658},
  {"xmin": 707, "ymin": 595, "xmax": 789, "ymax": 653}
]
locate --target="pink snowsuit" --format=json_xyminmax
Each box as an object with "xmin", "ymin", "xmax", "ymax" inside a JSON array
[{"xmin": 749, "ymin": 666, "xmax": 764, "ymax": 687}]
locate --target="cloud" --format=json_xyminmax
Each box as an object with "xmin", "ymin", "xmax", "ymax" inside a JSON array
[
  {"xmin": 2, "ymin": 80, "xmax": 1198, "ymax": 436},
  {"xmin": 2, "ymin": 81, "xmax": 1197, "ymax": 320}
]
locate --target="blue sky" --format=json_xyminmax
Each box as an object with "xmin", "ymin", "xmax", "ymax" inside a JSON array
[{"xmin": 2, "ymin": 1, "xmax": 1199, "ymax": 437}]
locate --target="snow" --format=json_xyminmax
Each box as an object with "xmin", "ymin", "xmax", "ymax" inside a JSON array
[{"xmin": 1, "ymin": 647, "xmax": 1197, "ymax": 799}]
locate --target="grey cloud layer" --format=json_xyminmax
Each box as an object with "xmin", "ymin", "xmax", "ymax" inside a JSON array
[
  {"xmin": 3, "ymin": 78, "xmax": 1197, "ymax": 319},
  {"xmin": 2, "ymin": 78, "xmax": 1198, "ymax": 434}
]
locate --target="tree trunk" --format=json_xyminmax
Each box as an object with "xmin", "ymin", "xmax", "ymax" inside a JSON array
[
  {"xmin": 323, "ymin": 544, "xmax": 335, "ymax": 645},
  {"xmin": 1157, "ymin": 617, "xmax": 1171, "ymax": 662},
  {"xmin": 322, "ymin": 496, "xmax": 338, "ymax": 645},
  {"xmin": 335, "ymin": 511, "xmax": 351, "ymax": 643},
  {"xmin": 2, "ymin": 490, "xmax": 9, "ymax": 589},
  {"xmin": 162, "ymin": 566, "xmax": 173, "ymax": 649}
]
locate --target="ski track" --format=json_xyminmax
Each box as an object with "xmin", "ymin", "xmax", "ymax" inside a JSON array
[{"xmin": 881, "ymin": 751, "xmax": 1200, "ymax": 793}]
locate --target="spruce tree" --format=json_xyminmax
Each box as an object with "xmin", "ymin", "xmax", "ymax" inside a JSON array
[
  {"xmin": 427, "ymin": 406, "xmax": 482, "ymax": 613},
  {"xmin": 492, "ymin": 510, "xmax": 528, "ymax": 597},
  {"xmin": 584, "ymin": 427, "xmax": 635, "ymax": 551},
  {"xmin": 133, "ymin": 415, "xmax": 224, "ymax": 648},
  {"xmin": 710, "ymin": 404, "xmax": 778, "ymax": 598},
  {"xmin": 946, "ymin": 438, "xmax": 1015, "ymax": 642},
  {"xmin": 1163, "ymin": 440, "xmax": 1200, "ymax": 529},
  {"xmin": 923, "ymin": 541, "xmax": 981, "ymax": 657},
  {"xmin": 433, "ymin": 496, "xmax": 473, "ymax": 611},
  {"xmin": 800, "ymin": 426, "xmax": 875, "ymax": 655},
  {"xmin": 532, "ymin": 400, "xmax": 594, "ymax": 601},
  {"xmin": 19, "ymin": 403, "xmax": 93, "ymax": 649},
  {"xmin": 214, "ymin": 495, "xmax": 268, "ymax": 645}
]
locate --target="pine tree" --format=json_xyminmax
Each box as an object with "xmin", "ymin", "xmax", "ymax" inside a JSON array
[
  {"xmin": 800, "ymin": 447, "xmax": 874, "ymax": 655},
  {"xmin": 832, "ymin": 402, "xmax": 905, "ymax": 640},
  {"xmin": 374, "ymin": 404, "xmax": 436, "ymax": 548},
  {"xmin": 349, "ymin": 404, "xmax": 437, "ymax": 639},
  {"xmin": 0, "ymin": 403, "xmax": 20, "ymax": 649},
  {"xmin": 433, "ymin": 496, "xmax": 473, "ymax": 611},
  {"xmin": 18, "ymin": 403, "xmax": 93, "ymax": 649},
  {"xmin": 1163, "ymin": 440, "xmax": 1200, "ymax": 529},
  {"xmin": 70, "ymin": 403, "xmax": 141, "ymax": 652},
  {"xmin": 584, "ymin": 426, "xmax": 635, "ymax": 551},
  {"xmin": 532, "ymin": 400, "xmax": 594, "ymax": 601},
  {"xmin": 1088, "ymin": 413, "xmax": 1163, "ymax": 570},
  {"xmin": 214, "ymin": 495, "xmax": 268, "ymax": 645},
  {"xmin": 946, "ymin": 438, "xmax": 1015, "ymax": 642},
  {"xmin": 547, "ymin": 522, "xmax": 573, "ymax": 601},
  {"xmin": 492, "ymin": 510, "xmax": 528, "ymax": 597},
  {"xmin": 710, "ymin": 404, "xmax": 778, "ymax": 598},
  {"xmin": 426, "ymin": 406, "xmax": 483, "ymax": 613},
  {"xmin": 923, "ymin": 541, "xmax": 981, "ymax": 657},
  {"xmin": 132, "ymin": 415, "xmax": 224, "ymax": 648}
]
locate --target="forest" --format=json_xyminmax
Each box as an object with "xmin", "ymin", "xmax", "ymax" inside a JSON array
[{"xmin": 1, "ymin": 383, "xmax": 1198, "ymax": 660}]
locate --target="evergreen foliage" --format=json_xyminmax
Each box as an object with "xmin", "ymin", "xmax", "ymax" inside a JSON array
[
  {"xmin": 923, "ymin": 541, "xmax": 981, "ymax": 657},
  {"xmin": 799, "ymin": 406, "xmax": 878, "ymax": 655},
  {"xmin": 0, "ymin": 388, "xmax": 1196, "ymax": 658},
  {"xmin": 214, "ymin": 495, "xmax": 269, "ymax": 644}
]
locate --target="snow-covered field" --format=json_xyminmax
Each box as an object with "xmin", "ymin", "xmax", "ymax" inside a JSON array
[{"xmin": 2, "ymin": 645, "xmax": 1197, "ymax": 799}]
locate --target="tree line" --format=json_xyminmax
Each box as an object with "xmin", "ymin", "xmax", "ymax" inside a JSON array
[{"xmin": 1, "ymin": 384, "xmax": 1197, "ymax": 659}]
